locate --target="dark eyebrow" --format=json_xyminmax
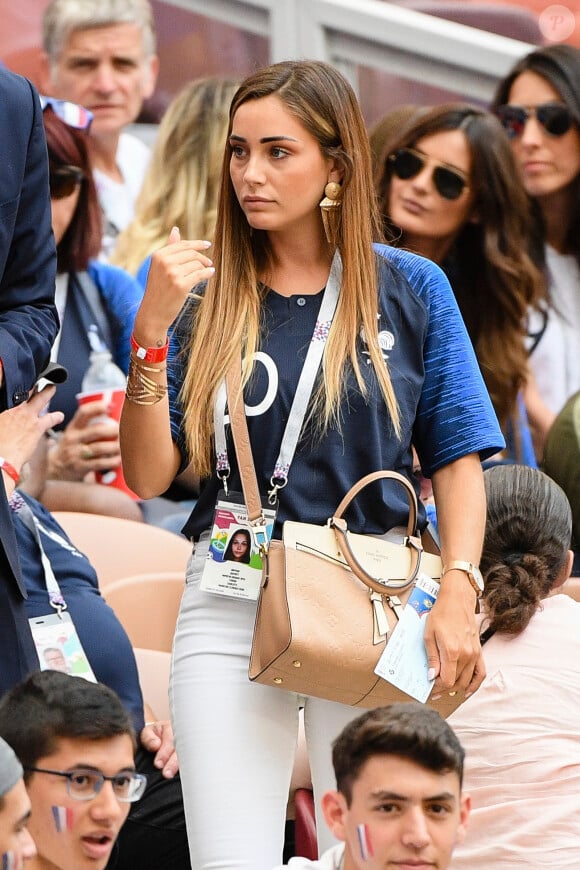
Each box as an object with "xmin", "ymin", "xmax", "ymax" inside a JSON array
[
  {"xmin": 229, "ymin": 135, "xmax": 299, "ymax": 144},
  {"xmin": 66, "ymin": 764, "xmax": 136, "ymax": 774},
  {"xmin": 371, "ymin": 790, "xmax": 456, "ymax": 803}
]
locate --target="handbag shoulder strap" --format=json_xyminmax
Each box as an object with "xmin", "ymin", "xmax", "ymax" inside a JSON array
[{"xmin": 225, "ymin": 362, "xmax": 263, "ymax": 522}]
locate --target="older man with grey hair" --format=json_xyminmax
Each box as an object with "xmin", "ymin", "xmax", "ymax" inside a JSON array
[
  {"xmin": 39, "ymin": 0, "xmax": 159, "ymax": 259},
  {"xmin": 0, "ymin": 736, "xmax": 36, "ymax": 866}
]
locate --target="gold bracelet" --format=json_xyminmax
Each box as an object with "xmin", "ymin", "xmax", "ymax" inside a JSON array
[{"xmin": 125, "ymin": 357, "xmax": 168, "ymax": 405}]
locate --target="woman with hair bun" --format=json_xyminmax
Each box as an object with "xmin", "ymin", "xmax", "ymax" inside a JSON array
[{"xmin": 449, "ymin": 464, "xmax": 580, "ymax": 869}]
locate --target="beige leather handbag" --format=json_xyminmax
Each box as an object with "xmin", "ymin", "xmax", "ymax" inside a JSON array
[{"xmin": 226, "ymin": 368, "xmax": 465, "ymax": 717}]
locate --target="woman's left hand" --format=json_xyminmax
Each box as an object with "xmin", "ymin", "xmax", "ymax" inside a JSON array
[
  {"xmin": 428, "ymin": 453, "xmax": 487, "ymax": 696},
  {"xmin": 140, "ymin": 720, "xmax": 179, "ymax": 779}
]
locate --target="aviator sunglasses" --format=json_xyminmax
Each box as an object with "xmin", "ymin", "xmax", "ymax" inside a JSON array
[
  {"xmin": 388, "ymin": 148, "xmax": 469, "ymax": 200},
  {"xmin": 495, "ymin": 102, "xmax": 574, "ymax": 139}
]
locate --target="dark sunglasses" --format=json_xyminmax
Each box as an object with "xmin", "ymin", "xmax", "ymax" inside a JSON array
[
  {"xmin": 388, "ymin": 148, "xmax": 469, "ymax": 201},
  {"xmin": 495, "ymin": 102, "xmax": 573, "ymax": 139},
  {"xmin": 49, "ymin": 165, "xmax": 85, "ymax": 199},
  {"xmin": 40, "ymin": 95, "xmax": 93, "ymax": 130}
]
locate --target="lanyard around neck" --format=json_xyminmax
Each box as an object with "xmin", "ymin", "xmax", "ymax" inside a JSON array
[
  {"xmin": 11, "ymin": 493, "xmax": 67, "ymax": 612},
  {"xmin": 214, "ymin": 250, "xmax": 342, "ymax": 502}
]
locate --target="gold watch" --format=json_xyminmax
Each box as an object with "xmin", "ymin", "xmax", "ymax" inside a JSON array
[{"xmin": 442, "ymin": 560, "xmax": 484, "ymax": 594}]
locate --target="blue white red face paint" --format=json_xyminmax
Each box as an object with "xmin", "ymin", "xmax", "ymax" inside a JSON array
[
  {"xmin": 356, "ymin": 823, "xmax": 374, "ymax": 861},
  {"xmin": 1, "ymin": 852, "xmax": 17, "ymax": 870},
  {"xmin": 51, "ymin": 805, "xmax": 74, "ymax": 833}
]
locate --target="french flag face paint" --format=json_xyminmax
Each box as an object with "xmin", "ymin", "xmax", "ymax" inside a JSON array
[
  {"xmin": 356, "ymin": 823, "xmax": 374, "ymax": 861},
  {"xmin": 51, "ymin": 805, "xmax": 74, "ymax": 833},
  {"xmin": 2, "ymin": 852, "xmax": 17, "ymax": 870}
]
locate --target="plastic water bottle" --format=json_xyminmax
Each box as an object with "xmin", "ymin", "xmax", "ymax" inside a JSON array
[
  {"xmin": 81, "ymin": 326, "xmax": 126, "ymax": 395},
  {"xmin": 81, "ymin": 348, "xmax": 126, "ymax": 395},
  {"xmin": 79, "ymin": 327, "xmax": 136, "ymax": 498}
]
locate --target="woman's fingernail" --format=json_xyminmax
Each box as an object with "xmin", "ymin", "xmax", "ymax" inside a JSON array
[
  {"xmin": 431, "ymin": 693, "xmax": 442, "ymax": 701},
  {"xmin": 427, "ymin": 668, "xmax": 436, "ymax": 681}
]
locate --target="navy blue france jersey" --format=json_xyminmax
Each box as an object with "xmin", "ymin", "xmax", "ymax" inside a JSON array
[{"xmin": 168, "ymin": 245, "xmax": 504, "ymax": 541}]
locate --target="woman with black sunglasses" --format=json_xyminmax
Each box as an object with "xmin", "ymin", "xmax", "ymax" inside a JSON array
[
  {"xmin": 40, "ymin": 101, "xmax": 143, "ymax": 520},
  {"xmin": 492, "ymin": 44, "xmax": 580, "ymax": 460},
  {"xmin": 374, "ymin": 103, "xmax": 544, "ymax": 461}
]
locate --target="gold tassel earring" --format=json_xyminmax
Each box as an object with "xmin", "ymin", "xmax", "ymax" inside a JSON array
[{"xmin": 319, "ymin": 181, "xmax": 342, "ymax": 244}]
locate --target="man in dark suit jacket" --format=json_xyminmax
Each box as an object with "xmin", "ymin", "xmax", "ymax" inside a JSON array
[{"xmin": 0, "ymin": 65, "xmax": 60, "ymax": 694}]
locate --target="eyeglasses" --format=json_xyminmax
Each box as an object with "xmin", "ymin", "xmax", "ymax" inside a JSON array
[
  {"xmin": 388, "ymin": 148, "xmax": 469, "ymax": 200},
  {"xmin": 49, "ymin": 165, "xmax": 85, "ymax": 199},
  {"xmin": 495, "ymin": 102, "xmax": 574, "ymax": 139},
  {"xmin": 24, "ymin": 767, "xmax": 147, "ymax": 803},
  {"xmin": 39, "ymin": 95, "xmax": 93, "ymax": 131}
]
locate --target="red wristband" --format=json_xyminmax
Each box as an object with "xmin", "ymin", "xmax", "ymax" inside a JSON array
[
  {"xmin": 130, "ymin": 334, "xmax": 169, "ymax": 363},
  {"xmin": 0, "ymin": 457, "xmax": 20, "ymax": 485}
]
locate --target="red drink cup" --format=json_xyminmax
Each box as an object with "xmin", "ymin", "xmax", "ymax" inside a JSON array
[{"xmin": 76, "ymin": 388, "xmax": 139, "ymax": 500}]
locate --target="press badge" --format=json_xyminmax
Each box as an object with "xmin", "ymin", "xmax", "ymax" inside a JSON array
[
  {"xmin": 29, "ymin": 612, "xmax": 97, "ymax": 681},
  {"xmin": 200, "ymin": 491, "xmax": 276, "ymax": 601},
  {"xmin": 374, "ymin": 573, "xmax": 439, "ymax": 703}
]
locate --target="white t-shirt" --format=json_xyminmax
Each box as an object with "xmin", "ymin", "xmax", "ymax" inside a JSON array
[
  {"xmin": 449, "ymin": 594, "xmax": 580, "ymax": 869},
  {"xmin": 273, "ymin": 844, "xmax": 344, "ymax": 869},
  {"xmin": 527, "ymin": 245, "xmax": 580, "ymax": 414},
  {"xmin": 93, "ymin": 131, "xmax": 150, "ymax": 260}
]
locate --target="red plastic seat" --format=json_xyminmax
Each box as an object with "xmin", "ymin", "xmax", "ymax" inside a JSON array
[{"xmin": 294, "ymin": 788, "xmax": 317, "ymax": 861}]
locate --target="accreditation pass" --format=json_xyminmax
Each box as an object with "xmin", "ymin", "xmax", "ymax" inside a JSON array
[{"xmin": 374, "ymin": 573, "xmax": 439, "ymax": 702}]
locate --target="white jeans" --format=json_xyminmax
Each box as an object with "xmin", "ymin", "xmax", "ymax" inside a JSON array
[{"xmin": 170, "ymin": 535, "xmax": 361, "ymax": 869}]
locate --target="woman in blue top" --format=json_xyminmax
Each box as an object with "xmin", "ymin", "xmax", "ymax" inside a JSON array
[
  {"xmin": 40, "ymin": 99, "xmax": 142, "ymax": 499},
  {"xmin": 120, "ymin": 61, "xmax": 504, "ymax": 868}
]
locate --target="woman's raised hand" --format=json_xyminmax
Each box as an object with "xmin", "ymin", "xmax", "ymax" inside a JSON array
[{"xmin": 133, "ymin": 227, "xmax": 215, "ymax": 347}]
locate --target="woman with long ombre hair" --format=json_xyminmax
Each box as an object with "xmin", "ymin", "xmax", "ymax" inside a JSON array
[
  {"xmin": 374, "ymin": 102, "xmax": 545, "ymax": 458},
  {"xmin": 120, "ymin": 61, "xmax": 503, "ymax": 867}
]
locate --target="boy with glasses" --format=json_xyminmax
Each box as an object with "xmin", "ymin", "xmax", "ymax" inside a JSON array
[{"xmin": 0, "ymin": 671, "xmax": 145, "ymax": 870}]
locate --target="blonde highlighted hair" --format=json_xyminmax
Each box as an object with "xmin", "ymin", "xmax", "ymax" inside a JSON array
[
  {"xmin": 111, "ymin": 77, "xmax": 239, "ymax": 275},
  {"xmin": 181, "ymin": 60, "xmax": 400, "ymax": 478}
]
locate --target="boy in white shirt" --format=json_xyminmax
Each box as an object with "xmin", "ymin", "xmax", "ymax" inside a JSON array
[{"xmin": 276, "ymin": 703, "xmax": 470, "ymax": 870}]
